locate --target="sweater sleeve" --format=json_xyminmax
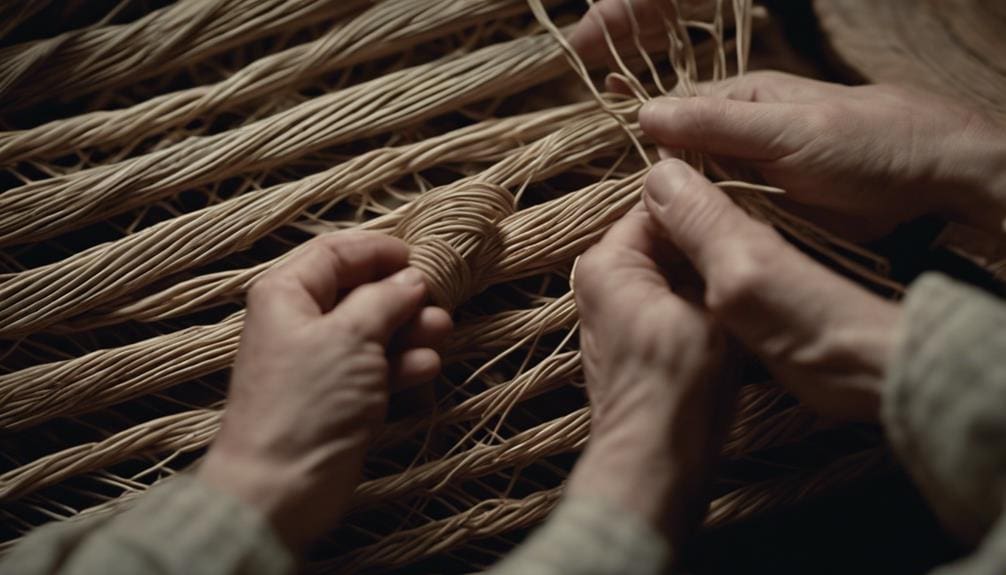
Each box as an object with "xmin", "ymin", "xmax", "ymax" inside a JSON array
[
  {"xmin": 0, "ymin": 475, "xmax": 294, "ymax": 575},
  {"xmin": 882, "ymin": 272, "xmax": 1006, "ymax": 573},
  {"xmin": 485, "ymin": 495, "xmax": 671, "ymax": 575}
]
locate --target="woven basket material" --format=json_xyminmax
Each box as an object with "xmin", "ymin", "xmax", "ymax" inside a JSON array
[{"xmin": 0, "ymin": 1, "xmax": 895, "ymax": 571}]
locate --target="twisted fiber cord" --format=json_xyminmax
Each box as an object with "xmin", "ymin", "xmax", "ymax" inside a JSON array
[
  {"xmin": 0, "ymin": 377, "xmax": 821, "ymax": 546},
  {"xmin": 331, "ymin": 447, "xmax": 889, "ymax": 573},
  {"xmin": 442, "ymin": 291, "xmax": 576, "ymax": 363},
  {"xmin": 0, "ymin": 161, "xmax": 643, "ymax": 426},
  {"xmin": 0, "ymin": 1, "xmax": 53, "ymax": 39},
  {"xmin": 0, "ymin": 297, "xmax": 581, "ymax": 501},
  {"xmin": 79, "ymin": 146, "xmax": 643, "ymax": 333},
  {"xmin": 0, "ymin": 103, "xmax": 611, "ymax": 338},
  {"xmin": 350, "ymin": 408, "xmax": 591, "ymax": 510},
  {"xmin": 0, "ymin": 166, "xmax": 643, "ymax": 431},
  {"xmin": 0, "ymin": 165, "xmax": 640, "ymax": 428},
  {"xmin": 0, "ymin": 30, "xmax": 569, "ymax": 247},
  {"xmin": 0, "ymin": 0, "xmax": 533, "ymax": 164},
  {"xmin": 355, "ymin": 384, "xmax": 818, "ymax": 512},
  {"xmin": 0, "ymin": 350, "xmax": 579, "ymax": 503},
  {"xmin": 723, "ymin": 385, "xmax": 818, "ymax": 456},
  {"xmin": 50, "ymin": 106, "xmax": 599, "ymax": 334},
  {"xmin": 0, "ymin": 315, "xmax": 242, "ymax": 431},
  {"xmin": 0, "ymin": 0, "xmax": 371, "ymax": 110},
  {"xmin": 704, "ymin": 446, "xmax": 889, "ymax": 528},
  {"xmin": 325, "ymin": 487, "xmax": 561, "ymax": 573},
  {"xmin": 0, "ymin": 273, "xmax": 576, "ymax": 439},
  {"xmin": 0, "ymin": 410, "xmax": 220, "ymax": 501},
  {"xmin": 392, "ymin": 182, "xmax": 517, "ymax": 309}
]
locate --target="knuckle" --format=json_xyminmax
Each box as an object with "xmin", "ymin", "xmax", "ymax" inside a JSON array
[
  {"xmin": 247, "ymin": 274, "xmax": 285, "ymax": 303},
  {"xmin": 704, "ymin": 240, "xmax": 775, "ymax": 315},
  {"xmin": 805, "ymin": 103, "xmax": 841, "ymax": 132},
  {"xmin": 352, "ymin": 281, "xmax": 390, "ymax": 302},
  {"xmin": 330, "ymin": 313, "xmax": 369, "ymax": 339},
  {"xmin": 730, "ymin": 72, "xmax": 777, "ymax": 98},
  {"xmin": 752, "ymin": 70, "xmax": 791, "ymax": 83},
  {"xmin": 682, "ymin": 98, "xmax": 718, "ymax": 131},
  {"xmin": 675, "ymin": 187, "xmax": 725, "ymax": 238},
  {"xmin": 574, "ymin": 247, "xmax": 616, "ymax": 298},
  {"xmin": 871, "ymin": 83, "xmax": 911, "ymax": 100},
  {"xmin": 311, "ymin": 237, "xmax": 347, "ymax": 266}
]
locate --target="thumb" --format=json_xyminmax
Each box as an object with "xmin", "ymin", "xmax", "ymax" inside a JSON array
[
  {"xmin": 641, "ymin": 159, "xmax": 878, "ymax": 361},
  {"xmin": 642, "ymin": 159, "xmax": 780, "ymax": 289},
  {"xmin": 327, "ymin": 267, "xmax": 428, "ymax": 345}
]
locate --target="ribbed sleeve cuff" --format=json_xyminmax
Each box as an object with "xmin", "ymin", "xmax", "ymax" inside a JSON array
[
  {"xmin": 488, "ymin": 495, "xmax": 671, "ymax": 575},
  {"xmin": 74, "ymin": 475, "xmax": 295, "ymax": 575},
  {"xmin": 882, "ymin": 272, "xmax": 1006, "ymax": 543}
]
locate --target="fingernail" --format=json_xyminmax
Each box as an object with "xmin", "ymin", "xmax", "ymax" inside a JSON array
[
  {"xmin": 391, "ymin": 267, "xmax": 424, "ymax": 286},
  {"xmin": 644, "ymin": 159, "xmax": 690, "ymax": 207}
]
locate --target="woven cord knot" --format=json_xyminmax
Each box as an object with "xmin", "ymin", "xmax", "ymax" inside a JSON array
[{"xmin": 392, "ymin": 182, "xmax": 514, "ymax": 309}]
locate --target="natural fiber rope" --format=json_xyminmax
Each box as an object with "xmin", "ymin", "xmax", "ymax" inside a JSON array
[
  {"xmin": 0, "ymin": 2, "xmax": 904, "ymax": 569},
  {"xmin": 0, "ymin": 164, "xmax": 643, "ymax": 427},
  {"xmin": 326, "ymin": 446, "xmax": 888, "ymax": 573},
  {"xmin": 0, "ymin": 0, "xmax": 370, "ymax": 110},
  {"xmin": 0, "ymin": 0, "xmax": 533, "ymax": 164},
  {"xmin": 0, "ymin": 30, "xmax": 569, "ymax": 246},
  {"xmin": 0, "ymin": 103, "xmax": 615, "ymax": 338}
]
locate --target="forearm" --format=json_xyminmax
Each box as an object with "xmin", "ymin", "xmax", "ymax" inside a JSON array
[
  {"xmin": 0, "ymin": 475, "xmax": 294, "ymax": 575},
  {"xmin": 566, "ymin": 415, "xmax": 699, "ymax": 542}
]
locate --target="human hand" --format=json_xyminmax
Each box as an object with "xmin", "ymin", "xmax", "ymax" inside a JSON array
[
  {"xmin": 568, "ymin": 203, "xmax": 736, "ymax": 546},
  {"xmin": 639, "ymin": 72, "xmax": 1006, "ymax": 238},
  {"xmin": 572, "ymin": 0, "xmax": 1006, "ymax": 236},
  {"xmin": 643, "ymin": 159, "xmax": 900, "ymax": 421},
  {"xmin": 197, "ymin": 232, "xmax": 452, "ymax": 551}
]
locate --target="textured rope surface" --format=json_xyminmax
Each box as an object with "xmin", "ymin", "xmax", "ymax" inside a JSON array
[{"xmin": 0, "ymin": 1, "xmax": 901, "ymax": 571}]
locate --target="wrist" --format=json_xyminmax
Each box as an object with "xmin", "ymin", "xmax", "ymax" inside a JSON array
[
  {"xmin": 197, "ymin": 440, "xmax": 361, "ymax": 552},
  {"xmin": 798, "ymin": 295, "xmax": 900, "ymax": 422},
  {"xmin": 568, "ymin": 432, "xmax": 678, "ymax": 532},
  {"xmin": 568, "ymin": 407, "xmax": 709, "ymax": 543},
  {"xmin": 197, "ymin": 448, "xmax": 309, "ymax": 551}
]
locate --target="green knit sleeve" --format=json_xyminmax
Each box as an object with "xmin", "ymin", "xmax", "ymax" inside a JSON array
[{"xmin": 0, "ymin": 475, "xmax": 294, "ymax": 575}]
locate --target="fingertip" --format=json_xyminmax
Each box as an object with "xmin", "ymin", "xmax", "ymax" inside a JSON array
[
  {"xmin": 388, "ymin": 266, "xmax": 427, "ymax": 289},
  {"xmin": 571, "ymin": 244, "xmax": 618, "ymax": 308},
  {"xmin": 398, "ymin": 306, "xmax": 453, "ymax": 350},
  {"xmin": 390, "ymin": 347, "xmax": 442, "ymax": 391},
  {"xmin": 422, "ymin": 305, "xmax": 453, "ymax": 334},
  {"xmin": 638, "ymin": 98, "xmax": 661, "ymax": 130},
  {"xmin": 330, "ymin": 272, "xmax": 428, "ymax": 343},
  {"xmin": 644, "ymin": 158, "xmax": 695, "ymax": 209}
]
